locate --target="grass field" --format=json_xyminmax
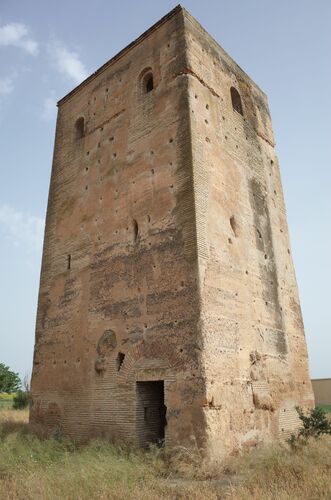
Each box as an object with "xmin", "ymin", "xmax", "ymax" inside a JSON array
[
  {"xmin": 0, "ymin": 408, "xmax": 330, "ymax": 499},
  {"xmin": 0, "ymin": 393, "xmax": 14, "ymax": 409},
  {"xmin": 319, "ymin": 404, "xmax": 331, "ymax": 413}
]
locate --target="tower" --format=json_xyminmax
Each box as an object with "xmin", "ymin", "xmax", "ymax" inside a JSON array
[{"xmin": 30, "ymin": 6, "xmax": 314, "ymax": 459}]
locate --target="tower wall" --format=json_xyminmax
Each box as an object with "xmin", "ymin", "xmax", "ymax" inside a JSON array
[
  {"xmin": 183, "ymin": 11, "xmax": 314, "ymax": 458},
  {"xmin": 30, "ymin": 6, "xmax": 314, "ymax": 458},
  {"xmin": 31, "ymin": 8, "xmax": 206, "ymax": 449}
]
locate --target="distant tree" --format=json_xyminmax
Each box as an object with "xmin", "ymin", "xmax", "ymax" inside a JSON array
[
  {"xmin": 12, "ymin": 372, "xmax": 31, "ymax": 409},
  {"xmin": 0, "ymin": 363, "xmax": 21, "ymax": 393}
]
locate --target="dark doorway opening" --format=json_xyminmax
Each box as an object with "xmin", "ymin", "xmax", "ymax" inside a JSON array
[{"xmin": 136, "ymin": 381, "xmax": 166, "ymax": 448}]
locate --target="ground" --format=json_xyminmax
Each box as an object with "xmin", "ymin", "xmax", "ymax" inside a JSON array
[
  {"xmin": 0, "ymin": 393, "xmax": 14, "ymax": 409},
  {"xmin": 0, "ymin": 407, "xmax": 330, "ymax": 499}
]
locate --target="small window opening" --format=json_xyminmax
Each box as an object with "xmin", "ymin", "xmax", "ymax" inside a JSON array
[
  {"xmin": 230, "ymin": 87, "xmax": 243, "ymax": 115},
  {"xmin": 75, "ymin": 117, "xmax": 85, "ymax": 139},
  {"xmin": 141, "ymin": 70, "xmax": 154, "ymax": 94},
  {"xmin": 145, "ymin": 75, "xmax": 154, "ymax": 93},
  {"xmin": 116, "ymin": 352, "xmax": 125, "ymax": 371},
  {"xmin": 67, "ymin": 254, "xmax": 71, "ymax": 270}
]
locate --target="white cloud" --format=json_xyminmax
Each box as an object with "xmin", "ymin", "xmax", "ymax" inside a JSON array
[
  {"xmin": 42, "ymin": 93, "xmax": 57, "ymax": 121},
  {"xmin": 0, "ymin": 22, "xmax": 38, "ymax": 55},
  {"xmin": 0, "ymin": 204, "xmax": 44, "ymax": 253},
  {"xmin": 0, "ymin": 76, "xmax": 14, "ymax": 95},
  {"xmin": 48, "ymin": 41, "xmax": 88, "ymax": 84}
]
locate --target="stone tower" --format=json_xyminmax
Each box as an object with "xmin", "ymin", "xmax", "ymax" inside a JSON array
[{"xmin": 30, "ymin": 5, "xmax": 314, "ymax": 459}]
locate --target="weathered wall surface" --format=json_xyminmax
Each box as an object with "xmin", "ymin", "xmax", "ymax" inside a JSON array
[
  {"xmin": 31, "ymin": 8, "xmax": 206, "ymax": 449},
  {"xmin": 183, "ymin": 10, "xmax": 314, "ymax": 458},
  {"xmin": 31, "ymin": 5, "xmax": 314, "ymax": 458},
  {"xmin": 312, "ymin": 379, "xmax": 331, "ymax": 406}
]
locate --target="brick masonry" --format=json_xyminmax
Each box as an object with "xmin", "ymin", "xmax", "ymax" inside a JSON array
[{"xmin": 30, "ymin": 5, "xmax": 314, "ymax": 459}]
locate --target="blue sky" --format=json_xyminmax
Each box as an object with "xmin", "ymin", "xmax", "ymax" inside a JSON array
[{"xmin": 0, "ymin": 0, "xmax": 330, "ymax": 381}]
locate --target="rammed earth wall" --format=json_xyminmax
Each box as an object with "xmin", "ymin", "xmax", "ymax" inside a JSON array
[{"xmin": 31, "ymin": 5, "xmax": 314, "ymax": 460}]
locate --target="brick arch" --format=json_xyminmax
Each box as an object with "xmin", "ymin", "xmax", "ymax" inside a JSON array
[{"xmin": 116, "ymin": 341, "xmax": 183, "ymax": 385}]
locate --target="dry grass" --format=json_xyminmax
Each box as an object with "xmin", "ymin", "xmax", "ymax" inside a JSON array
[
  {"xmin": 0, "ymin": 408, "xmax": 330, "ymax": 499},
  {"xmin": 0, "ymin": 407, "xmax": 28, "ymax": 424},
  {"xmin": 225, "ymin": 437, "xmax": 331, "ymax": 500}
]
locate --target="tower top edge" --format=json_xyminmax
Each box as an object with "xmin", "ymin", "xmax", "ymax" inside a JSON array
[
  {"xmin": 57, "ymin": 4, "xmax": 266, "ymax": 107},
  {"xmin": 57, "ymin": 5, "xmax": 183, "ymax": 106}
]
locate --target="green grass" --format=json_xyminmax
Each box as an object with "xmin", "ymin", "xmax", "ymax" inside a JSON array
[
  {"xmin": 0, "ymin": 393, "xmax": 14, "ymax": 409},
  {"xmin": 0, "ymin": 401, "xmax": 12, "ymax": 409},
  {"xmin": 0, "ymin": 393, "xmax": 14, "ymax": 401},
  {"xmin": 318, "ymin": 404, "xmax": 331, "ymax": 413}
]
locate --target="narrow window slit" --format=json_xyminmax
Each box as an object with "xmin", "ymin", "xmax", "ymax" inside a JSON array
[
  {"xmin": 133, "ymin": 219, "xmax": 139, "ymax": 242},
  {"xmin": 116, "ymin": 352, "xmax": 125, "ymax": 371},
  {"xmin": 145, "ymin": 75, "xmax": 153, "ymax": 93}
]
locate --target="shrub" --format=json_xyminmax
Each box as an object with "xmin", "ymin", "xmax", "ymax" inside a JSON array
[
  {"xmin": 12, "ymin": 391, "xmax": 30, "ymax": 410},
  {"xmin": 288, "ymin": 406, "xmax": 331, "ymax": 448}
]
